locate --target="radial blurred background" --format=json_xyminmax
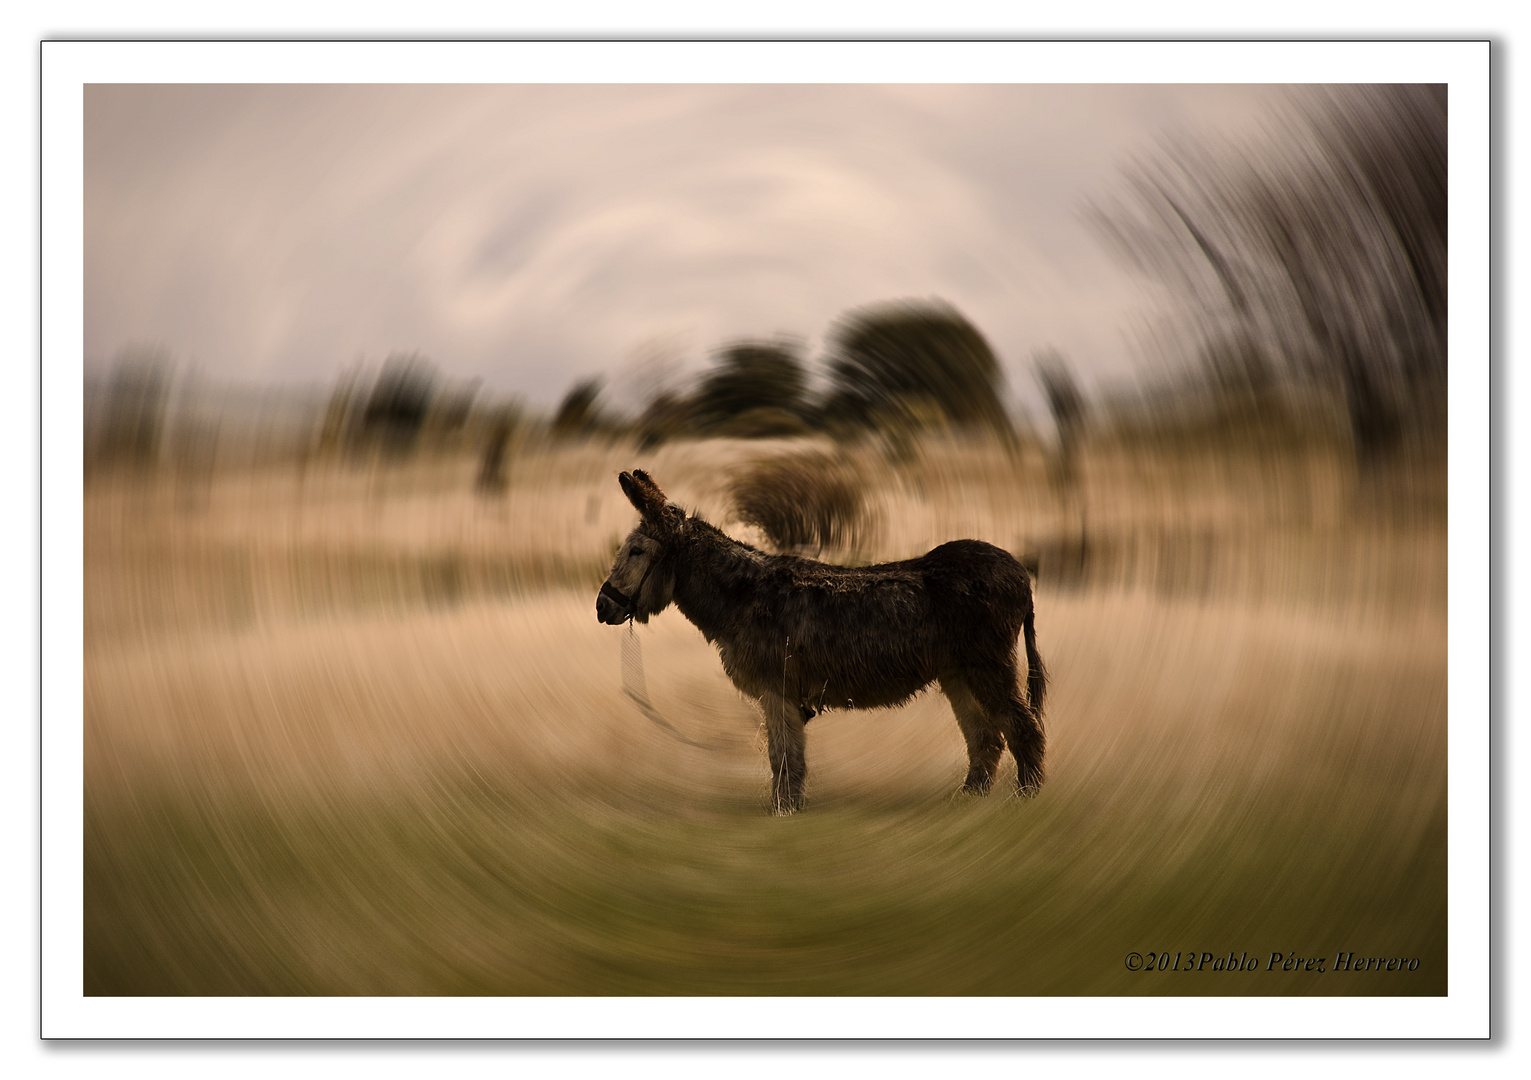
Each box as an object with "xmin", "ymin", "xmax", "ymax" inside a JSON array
[{"xmin": 84, "ymin": 83, "xmax": 1445, "ymax": 995}]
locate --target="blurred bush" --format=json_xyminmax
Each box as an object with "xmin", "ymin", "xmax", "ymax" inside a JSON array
[{"xmin": 728, "ymin": 452, "xmax": 870, "ymax": 554}]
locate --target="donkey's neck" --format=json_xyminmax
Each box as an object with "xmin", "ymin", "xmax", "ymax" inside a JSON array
[{"xmin": 670, "ymin": 521, "xmax": 766, "ymax": 644}]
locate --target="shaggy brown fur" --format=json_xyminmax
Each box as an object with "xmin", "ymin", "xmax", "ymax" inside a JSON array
[{"xmin": 597, "ymin": 469, "xmax": 1046, "ymax": 813}]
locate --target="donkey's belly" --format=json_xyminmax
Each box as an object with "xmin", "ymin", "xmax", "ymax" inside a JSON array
[
  {"xmin": 713, "ymin": 634, "xmax": 939, "ymax": 709},
  {"xmin": 817, "ymin": 674, "xmax": 934, "ymax": 711},
  {"xmin": 792, "ymin": 639, "xmax": 941, "ymax": 711}
]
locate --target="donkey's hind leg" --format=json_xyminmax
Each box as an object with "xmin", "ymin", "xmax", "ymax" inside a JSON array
[
  {"xmin": 760, "ymin": 691, "xmax": 807, "ymax": 814},
  {"xmin": 967, "ymin": 659, "xmax": 1046, "ymax": 797},
  {"xmin": 939, "ymin": 675, "xmax": 1004, "ymax": 795}
]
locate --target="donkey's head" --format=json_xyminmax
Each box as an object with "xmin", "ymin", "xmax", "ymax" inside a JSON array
[{"xmin": 596, "ymin": 470, "xmax": 686, "ymax": 625}]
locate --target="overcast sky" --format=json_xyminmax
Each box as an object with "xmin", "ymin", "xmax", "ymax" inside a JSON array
[{"xmin": 84, "ymin": 83, "xmax": 1292, "ymax": 412}]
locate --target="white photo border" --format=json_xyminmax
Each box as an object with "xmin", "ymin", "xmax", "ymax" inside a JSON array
[{"xmin": 40, "ymin": 38, "xmax": 1491, "ymax": 1039}]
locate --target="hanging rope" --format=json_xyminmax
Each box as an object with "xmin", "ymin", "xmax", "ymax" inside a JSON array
[{"xmin": 621, "ymin": 622, "xmax": 729, "ymax": 751}]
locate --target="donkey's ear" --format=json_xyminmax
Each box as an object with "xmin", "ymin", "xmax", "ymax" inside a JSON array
[
  {"xmin": 618, "ymin": 471, "xmax": 665, "ymax": 519},
  {"xmin": 618, "ymin": 471, "xmax": 646, "ymax": 512},
  {"xmin": 630, "ymin": 469, "xmax": 666, "ymax": 502}
]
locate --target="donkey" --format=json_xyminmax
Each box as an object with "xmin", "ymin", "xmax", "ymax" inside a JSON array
[{"xmin": 596, "ymin": 469, "xmax": 1046, "ymax": 813}]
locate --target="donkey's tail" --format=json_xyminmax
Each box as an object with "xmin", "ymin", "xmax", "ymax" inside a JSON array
[{"xmin": 1022, "ymin": 604, "xmax": 1047, "ymax": 718}]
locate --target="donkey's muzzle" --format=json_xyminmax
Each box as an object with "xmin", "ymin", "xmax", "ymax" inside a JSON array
[{"xmin": 596, "ymin": 580, "xmax": 633, "ymax": 625}]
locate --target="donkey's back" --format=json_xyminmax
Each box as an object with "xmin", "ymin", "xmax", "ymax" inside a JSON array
[{"xmin": 745, "ymin": 538, "xmax": 1039, "ymax": 714}]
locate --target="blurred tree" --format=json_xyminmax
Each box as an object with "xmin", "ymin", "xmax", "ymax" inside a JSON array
[
  {"xmin": 552, "ymin": 376, "xmax": 605, "ymax": 437},
  {"xmin": 1034, "ymin": 349, "xmax": 1085, "ymax": 489},
  {"xmin": 360, "ymin": 352, "xmax": 437, "ymax": 454},
  {"xmin": 1197, "ymin": 329, "xmax": 1274, "ymax": 406},
  {"xmin": 634, "ymin": 390, "xmax": 699, "ymax": 450},
  {"xmin": 476, "ymin": 401, "xmax": 522, "ymax": 496},
  {"xmin": 431, "ymin": 378, "xmax": 481, "ymax": 438},
  {"xmin": 318, "ymin": 366, "xmax": 364, "ymax": 458},
  {"xmin": 824, "ymin": 300, "xmax": 1011, "ymax": 435},
  {"xmin": 1095, "ymin": 85, "xmax": 1446, "ymax": 459},
  {"xmin": 96, "ymin": 346, "xmax": 173, "ymax": 468},
  {"xmin": 693, "ymin": 338, "xmax": 811, "ymax": 435},
  {"xmin": 1035, "ymin": 349, "xmax": 1084, "ymax": 445}
]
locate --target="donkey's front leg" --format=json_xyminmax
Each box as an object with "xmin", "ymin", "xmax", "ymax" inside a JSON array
[{"xmin": 761, "ymin": 691, "xmax": 807, "ymax": 814}]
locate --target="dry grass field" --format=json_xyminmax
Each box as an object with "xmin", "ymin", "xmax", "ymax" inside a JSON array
[{"xmin": 83, "ymin": 429, "xmax": 1447, "ymax": 995}]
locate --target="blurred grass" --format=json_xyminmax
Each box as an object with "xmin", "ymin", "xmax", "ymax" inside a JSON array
[
  {"xmin": 83, "ymin": 434, "xmax": 1446, "ymax": 995},
  {"xmin": 86, "ymin": 785, "xmax": 1444, "ymax": 996}
]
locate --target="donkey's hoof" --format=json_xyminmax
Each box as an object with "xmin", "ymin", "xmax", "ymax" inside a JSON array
[{"xmin": 1015, "ymin": 762, "xmax": 1044, "ymax": 798}]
